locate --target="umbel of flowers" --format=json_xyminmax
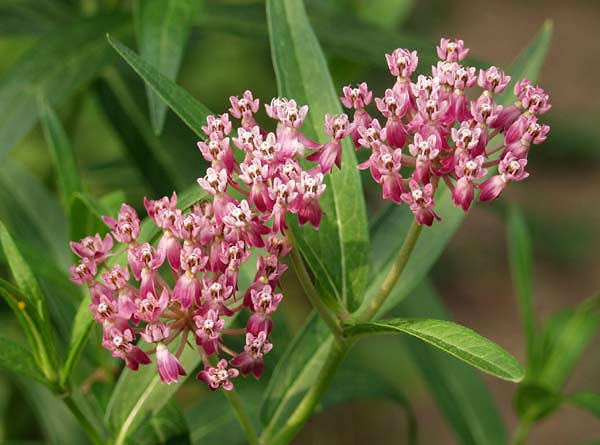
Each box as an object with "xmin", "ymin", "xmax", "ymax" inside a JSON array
[
  {"xmin": 346, "ymin": 38, "xmax": 551, "ymax": 225},
  {"xmin": 69, "ymin": 93, "xmax": 353, "ymax": 390}
]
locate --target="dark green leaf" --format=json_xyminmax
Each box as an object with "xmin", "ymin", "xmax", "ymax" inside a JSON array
[
  {"xmin": 134, "ymin": 0, "xmax": 202, "ymax": 134},
  {"xmin": 130, "ymin": 400, "xmax": 190, "ymax": 445},
  {"xmin": 68, "ymin": 192, "xmax": 110, "ymax": 246},
  {"xmin": 39, "ymin": 98, "xmax": 82, "ymax": 207},
  {"xmin": 514, "ymin": 383, "xmax": 561, "ymax": 423},
  {"xmin": 507, "ymin": 206, "xmax": 536, "ymax": 360},
  {"xmin": 344, "ymin": 318, "xmax": 524, "ymax": 382},
  {"xmin": 108, "ymin": 36, "xmax": 211, "ymax": 140},
  {"xmin": 394, "ymin": 282, "xmax": 508, "ymax": 445},
  {"xmin": 0, "ymin": 335, "xmax": 45, "ymax": 383},
  {"xmin": 0, "ymin": 0, "xmax": 71, "ymax": 36},
  {"xmin": 0, "ymin": 13, "xmax": 128, "ymax": 158},
  {"xmin": 60, "ymin": 296, "xmax": 94, "ymax": 388},
  {"xmin": 95, "ymin": 69, "xmax": 179, "ymax": 195},
  {"xmin": 267, "ymin": 0, "xmax": 369, "ymax": 312}
]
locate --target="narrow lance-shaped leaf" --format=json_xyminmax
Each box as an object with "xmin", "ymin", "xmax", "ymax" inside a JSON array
[
  {"xmin": 0, "ymin": 220, "xmax": 58, "ymax": 377},
  {"xmin": 134, "ymin": 0, "xmax": 202, "ymax": 134},
  {"xmin": 38, "ymin": 98, "xmax": 82, "ymax": 207},
  {"xmin": 0, "ymin": 335, "xmax": 46, "ymax": 383},
  {"xmin": 267, "ymin": 0, "xmax": 370, "ymax": 312},
  {"xmin": 0, "ymin": 13, "xmax": 129, "ymax": 159},
  {"xmin": 107, "ymin": 36, "xmax": 211, "ymax": 140},
  {"xmin": 507, "ymin": 206, "xmax": 536, "ymax": 362},
  {"xmin": 344, "ymin": 318, "xmax": 524, "ymax": 382},
  {"xmin": 393, "ymin": 282, "xmax": 508, "ymax": 445}
]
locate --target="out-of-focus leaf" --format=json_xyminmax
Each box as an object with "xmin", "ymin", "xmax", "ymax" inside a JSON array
[
  {"xmin": 60, "ymin": 295, "xmax": 94, "ymax": 388},
  {"xmin": 130, "ymin": 399, "xmax": 190, "ymax": 445},
  {"xmin": 507, "ymin": 206, "xmax": 536, "ymax": 360},
  {"xmin": 68, "ymin": 192, "xmax": 110, "ymax": 246},
  {"xmin": 0, "ymin": 220, "xmax": 58, "ymax": 375},
  {"xmin": 344, "ymin": 318, "xmax": 524, "ymax": 382},
  {"xmin": 108, "ymin": 36, "xmax": 211, "ymax": 140},
  {"xmin": 0, "ymin": 0, "xmax": 71, "ymax": 36},
  {"xmin": 0, "ymin": 159, "xmax": 68, "ymax": 268},
  {"xmin": 354, "ymin": 0, "xmax": 414, "ymax": 30},
  {"xmin": 0, "ymin": 13, "xmax": 129, "ymax": 159},
  {"xmin": 320, "ymin": 367, "xmax": 417, "ymax": 443},
  {"xmin": 0, "ymin": 336, "xmax": 45, "ymax": 383},
  {"xmin": 267, "ymin": 0, "xmax": 369, "ymax": 312},
  {"xmin": 260, "ymin": 312, "xmax": 332, "ymax": 426},
  {"xmin": 134, "ymin": 0, "xmax": 202, "ymax": 134},
  {"xmin": 568, "ymin": 392, "xmax": 600, "ymax": 419},
  {"xmin": 39, "ymin": 98, "xmax": 82, "ymax": 207},
  {"xmin": 394, "ymin": 282, "xmax": 508, "ymax": 445},
  {"xmin": 498, "ymin": 19, "xmax": 553, "ymax": 105},
  {"xmin": 514, "ymin": 383, "xmax": 561, "ymax": 423},
  {"xmin": 529, "ymin": 299, "xmax": 600, "ymax": 389},
  {"xmin": 95, "ymin": 69, "xmax": 179, "ymax": 195}
]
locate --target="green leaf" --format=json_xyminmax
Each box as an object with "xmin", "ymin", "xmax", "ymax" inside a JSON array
[
  {"xmin": 529, "ymin": 298, "xmax": 600, "ymax": 389},
  {"xmin": 507, "ymin": 206, "xmax": 536, "ymax": 360},
  {"xmin": 320, "ymin": 367, "xmax": 417, "ymax": 443},
  {"xmin": 108, "ymin": 36, "xmax": 211, "ymax": 140},
  {"xmin": 95, "ymin": 69, "xmax": 179, "ymax": 195},
  {"xmin": 344, "ymin": 318, "xmax": 524, "ymax": 382},
  {"xmin": 39, "ymin": 98, "xmax": 82, "ymax": 207},
  {"xmin": 514, "ymin": 383, "xmax": 561, "ymax": 423},
  {"xmin": 60, "ymin": 296, "xmax": 95, "ymax": 388},
  {"xmin": 393, "ymin": 282, "xmax": 508, "ymax": 445},
  {"xmin": 130, "ymin": 400, "xmax": 190, "ymax": 445},
  {"xmin": 68, "ymin": 192, "xmax": 110, "ymax": 246},
  {"xmin": 0, "ymin": 335, "xmax": 45, "ymax": 383},
  {"xmin": 354, "ymin": 0, "xmax": 414, "ymax": 30},
  {"xmin": 0, "ymin": 13, "xmax": 129, "ymax": 159},
  {"xmin": 267, "ymin": 0, "xmax": 369, "ymax": 312},
  {"xmin": 568, "ymin": 392, "xmax": 600, "ymax": 419},
  {"xmin": 0, "ymin": 0, "xmax": 71, "ymax": 36},
  {"xmin": 134, "ymin": 0, "xmax": 202, "ymax": 134},
  {"xmin": 260, "ymin": 312, "xmax": 332, "ymax": 426},
  {"xmin": 497, "ymin": 19, "xmax": 553, "ymax": 106}
]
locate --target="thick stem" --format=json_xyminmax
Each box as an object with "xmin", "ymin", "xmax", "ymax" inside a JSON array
[
  {"xmin": 290, "ymin": 246, "xmax": 344, "ymax": 345},
  {"xmin": 223, "ymin": 389, "xmax": 259, "ymax": 445},
  {"xmin": 354, "ymin": 221, "xmax": 423, "ymax": 322},
  {"xmin": 62, "ymin": 394, "xmax": 105, "ymax": 445}
]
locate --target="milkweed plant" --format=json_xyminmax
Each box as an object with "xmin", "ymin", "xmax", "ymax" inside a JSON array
[{"xmin": 0, "ymin": 1, "xmax": 597, "ymax": 445}]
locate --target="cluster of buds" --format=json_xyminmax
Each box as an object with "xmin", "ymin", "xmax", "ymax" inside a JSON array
[
  {"xmin": 344, "ymin": 38, "xmax": 550, "ymax": 225},
  {"xmin": 69, "ymin": 91, "xmax": 345, "ymax": 390}
]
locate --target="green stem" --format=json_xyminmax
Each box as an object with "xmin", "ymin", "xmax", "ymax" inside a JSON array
[
  {"xmin": 290, "ymin": 246, "xmax": 344, "ymax": 345},
  {"xmin": 62, "ymin": 394, "xmax": 105, "ymax": 445},
  {"xmin": 260, "ymin": 222, "xmax": 423, "ymax": 445},
  {"xmin": 223, "ymin": 389, "xmax": 259, "ymax": 445},
  {"xmin": 512, "ymin": 418, "xmax": 532, "ymax": 445},
  {"xmin": 354, "ymin": 221, "xmax": 423, "ymax": 322}
]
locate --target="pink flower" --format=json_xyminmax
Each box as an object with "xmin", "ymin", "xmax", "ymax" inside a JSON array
[
  {"xmin": 103, "ymin": 323, "xmax": 151, "ymax": 370},
  {"xmin": 479, "ymin": 156, "xmax": 529, "ymax": 202},
  {"xmin": 102, "ymin": 204, "xmax": 140, "ymax": 243},
  {"xmin": 401, "ymin": 180, "xmax": 441, "ymax": 226},
  {"xmin": 408, "ymin": 133, "xmax": 440, "ymax": 183},
  {"xmin": 194, "ymin": 309, "xmax": 224, "ymax": 355},
  {"xmin": 135, "ymin": 288, "xmax": 169, "ymax": 323},
  {"xmin": 296, "ymin": 171, "xmax": 326, "ymax": 227},
  {"xmin": 357, "ymin": 119, "xmax": 387, "ymax": 149},
  {"xmin": 128, "ymin": 243, "xmax": 165, "ymax": 300},
  {"xmin": 197, "ymin": 359, "xmax": 239, "ymax": 391},
  {"xmin": 341, "ymin": 82, "xmax": 372, "ymax": 110},
  {"xmin": 231, "ymin": 331, "xmax": 273, "ymax": 378},
  {"xmin": 229, "ymin": 90, "xmax": 260, "ymax": 128},
  {"xmin": 452, "ymin": 156, "xmax": 487, "ymax": 210},
  {"xmin": 70, "ymin": 257, "xmax": 97, "ymax": 284},
  {"xmin": 386, "ymin": 48, "xmax": 419, "ymax": 78},
  {"xmin": 197, "ymin": 135, "xmax": 235, "ymax": 173},
  {"xmin": 70, "ymin": 233, "xmax": 113, "ymax": 262},
  {"xmin": 101, "ymin": 264, "xmax": 130, "ymax": 291},
  {"xmin": 437, "ymin": 38, "xmax": 469, "ymax": 62},
  {"xmin": 202, "ymin": 113, "xmax": 232, "ymax": 138},
  {"xmin": 477, "ymin": 66, "xmax": 511, "ymax": 94},
  {"xmin": 156, "ymin": 343, "xmax": 187, "ymax": 384},
  {"xmin": 359, "ymin": 145, "xmax": 404, "ymax": 203}
]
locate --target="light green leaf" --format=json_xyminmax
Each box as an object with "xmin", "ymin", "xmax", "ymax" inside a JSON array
[
  {"xmin": 60, "ymin": 295, "xmax": 95, "ymax": 388},
  {"xmin": 344, "ymin": 318, "xmax": 524, "ymax": 382},
  {"xmin": 0, "ymin": 335, "xmax": 45, "ymax": 383},
  {"xmin": 134, "ymin": 0, "xmax": 202, "ymax": 134},
  {"xmin": 0, "ymin": 13, "xmax": 128, "ymax": 159},
  {"xmin": 108, "ymin": 36, "xmax": 211, "ymax": 140},
  {"xmin": 393, "ymin": 282, "xmax": 507, "ymax": 445},
  {"xmin": 507, "ymin": 206, "xmax": 536, "ymax": 361},
  {"xmin": 39, "ymin": 98, "xmax": 82, "ymax": 207},
  {"xmin": 68, "ymin": 192, "xmax": 110, "ymax": 247},
  {"xmin": 267, "ymin": 0, "xmax": 369, "ymax": 312},
  {"xmin": 354, "ymin": 0, "xmax": 414, "ymax": 30},
  {"xmin": 568, "ymin": 392, "xmax": 600, "ymax": 419},
  {"xmin": 498, "ymin": 19, "xmax": 553, "ymax": 106}
]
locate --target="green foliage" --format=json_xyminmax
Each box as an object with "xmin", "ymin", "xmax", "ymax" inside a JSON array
[
  {"xmin": 0, "ymin": 336, "xmax": 46, "ymax": 383},
  {"xmin": 134, "ymin": 0, "xmax": 203, "ymax": 134}
]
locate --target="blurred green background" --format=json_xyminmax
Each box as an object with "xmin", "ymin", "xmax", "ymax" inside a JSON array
[{"xmin": 0, "ymin": 0, "xmax": 599, "ymax": 443}]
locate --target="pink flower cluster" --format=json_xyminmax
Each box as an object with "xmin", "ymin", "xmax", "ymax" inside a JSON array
[
  {"xmin": 345, "ymin": 38, "xmax": 550, "ymax": 225},
  {"xmin": 69, "ymin": 92, "xmax": 342, "ymax": 390}
]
